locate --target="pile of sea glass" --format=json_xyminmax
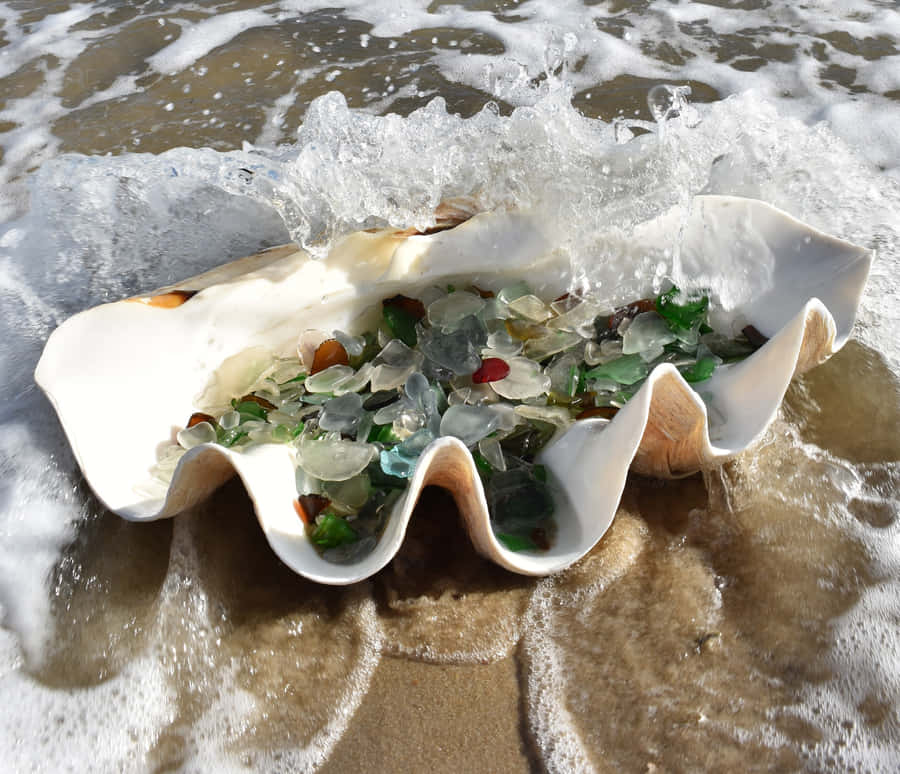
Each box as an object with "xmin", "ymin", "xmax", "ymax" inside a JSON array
[{"xmin": 168, "ymin": 283, "xmax": 764, "ymax": 564}]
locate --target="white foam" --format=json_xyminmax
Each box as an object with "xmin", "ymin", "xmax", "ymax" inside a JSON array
[
  {"xmin": 521, "ymin": 579, "xmax": 596, "ymax": 774},
  {"xmin": 0, "ymin": 4, "xmax": 94, "ymax": 80},
  {"xmin": 0, "ymin": 655, "xmax": 176, "ymax": 773},
  {"xmin": 789, "ymin": 448, "xmax": 900, "ymax": 772},
  {"xmin": 0, "ymin": 422, "xmax": 80, "ymax": 666},
  {"xmin": 176, "ymin": 587, "xmax": 383, "ymax": 774},
  {"xmin": 147, "ymin": 10, "xmax": 277, "ymax": 76}
]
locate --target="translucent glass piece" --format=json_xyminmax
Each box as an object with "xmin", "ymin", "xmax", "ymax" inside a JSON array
[
  {"xmin": 324, "ymin": 474, "xmax": 371, "ymax": 509},
  {"xmin": 393, "ymin": 409, "xmax": 425, "ymax": 436},
  {"xmin": 522, "ymin": 331, "xmax": 582, "ymax": 360},
  {"xmin": 622, "ymin": 312, "xmax": 676, "ymax": 355},
  {"xmin": 379, "ymin": 447, "xmax": 418, "ymax": 479},
  {"xmin": 489, "ymin": 357, "xmax": 551, "ymax": 400},
  {"xmin": 355, "ymin": 411, "xmax": 374, "ymax": 443},
  {"xmin": 404, "ymin": 372, "xmax": 430, "ymax": 404},
  {"xmin": 267, "ymin": 410, "xmax": 299, "ymax": 427},
  {"xmin": 419, "ymin": 286, "xmax": 447, "ymax": 307},
  {"xmin": 271, "ymin": 425, "xmax": 293, "ymax": 443},
  {"xmin": 546, "ymin": 353, "xmax": 580, "ymax": 397},
  {"xmin": 695, "ymin": 341, "xmax": 723, "ymax": 365},
  {"xmin": 549, "ymin": 295, "xmax": 581, "ymax": 315},
  {"xmin": 478, "ymin": 437, "xmax": 507, "ymax": 472},
  {"xmin": 297, "ymin": 437, "xmax": 375, "ymax": 481},
  {"xmin": 456, "ymin": 314, "xmax": 488, "ymax": 348},
  {"xmin": 547, "ymin": 300, "xmax": 610, "ymax": 336},
  {"xmin": 332, "ymin": 329, "xmax": 365, "ymax": 357},
  {"xmin": 486, "ymin": 402, "xmax": 523, "ymax": 433},
  {"xmin": 586, "ymin": 354, "xmax": 649, "ymax": 385},
  {"xmin": 514, "ymin": 404, "xmax": 574, "ymax": 430},
  {"xmin": 399, "ymin": 428, "xmax": 435, "ymax": 457},
  {"xmin": 507, "ymin": 294, "xmax": 552, "ymax": 323},
  {"xmin": 673, "ymin": 323, "xmax": 700, "ymax": 348},
  {"xmin": 505, "ymin": 319, "xmax": 552, "ymax": 341},
  {"xmin": 248, "ymin": 426, "xmax": 274, "ymax": 444},
  {"xmin": 330, "ymin": 362, "xmax": 372, "ymax": 395},
  {"xmin": 319, "ymin": 393, "xmax": 365, "ymax": 434},
  {"xmin": 497, "ymin": 281, "xmax": 532, "ymax": 304},
  {"xmin": 440, "ymin": 404, "xmax": 500, "ymax": 447},
  {"xmin": 374, "ymin": 338, "xmax": 425, "ymax": 369},
  {"xmin": 584, "ymin": 341, "xmax": 603, "ymax": 366},
  {"xmin": 305, "ymin": 364, "xmax": 355, "ymax": 393},
  {"xmin": 373, "ymin": 400, "xmax": 408, "ymax": 425},
  {"xmin": 639, "ymin": 343, "xmax": 666, "ymax": 363},
  {"xmin": 219, "ymin": 410, "xmax": 241, "ymax": 430},
  {"xmin": 700, "ymin": 332, "xmax": 755, "ymax": 360},
  {"xmin": 427, "ymin": 291, "xmax": 485, "ymax": 329},
  {"xmin": 300, "ymin": 393, "xmax": 333, "ymax": 405},
  {"xmin": 447, "ymin": 383, "xmax": 497, "ymax": 406},
  {"xmin": 479, "ymin": 297, "xmax": 510, "ymax": 322},
  {"xmin": 589, "ymin": 339, "xmax": 624, "ymax": 365},
  {"xmin": 589, "ymin": 377, "xmax": 621, "ymax": 394},
  {"xmin": 177, "ymin": 421, "xmax": 217, "ymax": 449},
  {"xmin": 418, "ymin": 328, "xmax": 481, "ymax": 375},
  {"xmin": 295, "ymin": 466, "xmax": 323, "ymax": 496},
  {"xmin": 370, "ymin": 362, "xmax": 417, "ymax": 392},
  {"xmin": 484, "ymin": 330, "xmax": 522, "ymax": 358}
]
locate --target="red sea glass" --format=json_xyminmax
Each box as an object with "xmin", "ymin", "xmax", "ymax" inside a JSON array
[{"xmin": 472, "ymin": 357, "xmax": 510, "ymax": 383}]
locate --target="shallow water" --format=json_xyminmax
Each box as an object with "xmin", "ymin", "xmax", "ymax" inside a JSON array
[{"xmin": 1, "ymin": 1, "xmax": 899, "ymax": 772}]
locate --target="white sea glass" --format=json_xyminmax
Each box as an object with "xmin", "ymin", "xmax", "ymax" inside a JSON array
[{"xmin": 490, "ymin": 357, "xmax": 551, "ymax": 400}]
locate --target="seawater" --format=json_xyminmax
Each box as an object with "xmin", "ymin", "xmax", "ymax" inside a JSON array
[{"xmin": 0, "ymin": 1, "xmax": 898, "ymax": 772}]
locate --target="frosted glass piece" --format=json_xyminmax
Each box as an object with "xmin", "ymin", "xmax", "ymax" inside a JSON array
[
  {"xmin": 297, "ymin": 437, "xmax": 375, "ymax": 481},
  {"xmin": 489, "ymin": 357, "xmax": 551, "ymax": 400},
  {"xmin": 439, "ymin": 404, "xmax": 499, "ymax": 447},
  {"xmin": 427, "ymin": 291, "xmax": 485, "ymax": 329}
]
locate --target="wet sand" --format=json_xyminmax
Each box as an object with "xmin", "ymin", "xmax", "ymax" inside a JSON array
[{"xmin": 321, "ymin": 657, "xmax": 536, "ymax": 774}]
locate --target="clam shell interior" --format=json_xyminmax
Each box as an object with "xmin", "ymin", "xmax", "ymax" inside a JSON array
[{"xmin": 35, "ymin": 196, "xmax": 871, "ymax": 584}]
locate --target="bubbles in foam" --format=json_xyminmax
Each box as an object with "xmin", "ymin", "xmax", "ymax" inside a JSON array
[
  {"xmin": 0, "ymin": 420, "xmax": 81, "ymax": 667},
  {"xmin": 0, "ymin": 651, "xmax": 176, "ymax": 773},
  {"xmin": 521, "ymin": 578, "xmax": 595, "ymax": 774}
]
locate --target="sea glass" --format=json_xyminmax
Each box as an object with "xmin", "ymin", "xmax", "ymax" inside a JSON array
[
  {"xmin": 177, "ymin": 421, "xmax": 217, "ymax": 449},
  {"xmin": 379, "ymin": 446, "xmax": 418, "ymax": 479},
  {"xmin": 305, "ymin": 364, "xmax": 355, "ymax": 393},
  {"xmin": 490, "ymin": 357, "xmax": 551, "ymax": 400},
  {"xmin": 427, "ymin": 291, "xmax": 485, "ymax": 329},
  {"xmin": 418, "ymin": 328, "xmax": 481, "ymax": 375},
  {"xmin": 508, "ymin": 294, "xmax": 553, "ymax": 323},
  {"xmin": 319, "ymin": 393, "xmax": 365, "ymax": 434},
  {"xmin": 297, "ymin": 436, "xmax": 375, "ymax": 481},
  {"xmin": 585, "ymin": 354, "xmax": 649, "ymax": 385},
  {"xmin": 622, "ymin": 312, "xmax": 676, "ymax": 357},
  {"xmin": 440, "ymin": 404, "xmax": 500, "ymax": 447}
]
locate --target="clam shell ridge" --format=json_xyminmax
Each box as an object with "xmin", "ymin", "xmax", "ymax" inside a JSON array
[{"xmin": 34, "ymin": 196, "xmax": 871, "ymax": 584}]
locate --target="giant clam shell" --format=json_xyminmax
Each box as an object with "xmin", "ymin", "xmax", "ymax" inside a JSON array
[{"xmin": 35, "ymin": 196, "xmax": 871, "ymax": 584}]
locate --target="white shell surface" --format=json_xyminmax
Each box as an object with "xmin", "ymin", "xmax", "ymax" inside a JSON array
[{"xmin": 34, "ymin": 196, "xmax": 871, "ymax": 584}]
